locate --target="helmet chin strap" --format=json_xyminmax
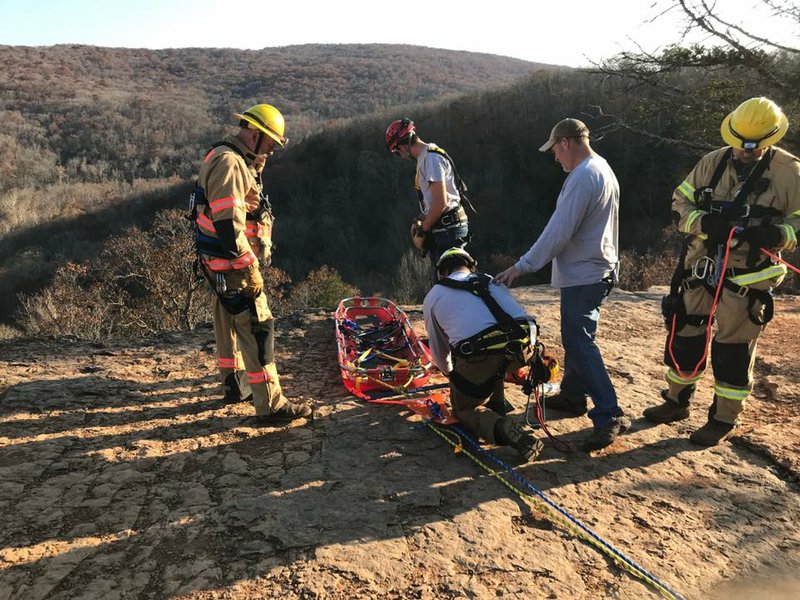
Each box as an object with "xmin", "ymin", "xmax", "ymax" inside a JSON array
[
  {"xmin": 252, "ymin": 131, "xmax": 266, "ymax": 157},
  {"xmin": 240, "ymin": 129, "xmax": 263, "ymax": 162},
  {"xmin": 404, "ymin": 135, "xmax": 415, "ymax": 160}
]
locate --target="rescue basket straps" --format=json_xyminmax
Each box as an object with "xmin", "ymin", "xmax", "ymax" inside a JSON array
[{"xmin": 422, "ymin": 413, "xmax": 686, "ymax": 600}]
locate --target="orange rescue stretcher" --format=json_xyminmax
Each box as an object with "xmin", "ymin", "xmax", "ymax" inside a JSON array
[{"xmin": 335, "ymin": 296, "xmax": 456, "ymax": 424}]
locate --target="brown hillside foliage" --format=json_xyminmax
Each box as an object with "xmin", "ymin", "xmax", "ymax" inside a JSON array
[
  {"xmin": 0, "ymin": 44, "xmax": 545, "ymax": 324},
  {"xmin": 0, "ymin": 44, "xmax": 544, "ymax": 186},
  {"xmin": 3, "ymin": 41, "xmax": 799, "ymax": 335},
  {"xmin": 17, "ymin": 208, "xmax": 359, "ymax": 339}
]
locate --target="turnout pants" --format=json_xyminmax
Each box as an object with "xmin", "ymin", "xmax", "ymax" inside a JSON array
[
  {"xmin": 450, "ymin": 351, "xmax": 527, "ymax": 443},
  {"xmin": 663, "ymin": 284, "xmax": 769, "ymax": 424},
  {"xmin": 213, "ymin": 291, "xmax": 287, "ymax": 416}
]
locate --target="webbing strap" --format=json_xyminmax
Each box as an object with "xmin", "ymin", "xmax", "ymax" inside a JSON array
[
  {"xmin": 698, "ymin": 147, "xmax": 773, "ymax": 210},
  {"xmin": 436, "ymin": 274, "xmax": 528, "ymax": 342},
  {"xmin": 426, "ymin": 145, "xmax": 477, "ymax": 215},
  {"xmin": 702, "ymin": 147, "xmax": 733, "ymax": 199}
]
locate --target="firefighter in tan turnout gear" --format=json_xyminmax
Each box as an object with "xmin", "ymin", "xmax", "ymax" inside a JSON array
[
  {"xmin": 645, "ymin": 97, "xmax": 800, "ymax": 446},
  {"xmin": 192, "ymin": 104, "xmax": 311, "ymax": 423}
]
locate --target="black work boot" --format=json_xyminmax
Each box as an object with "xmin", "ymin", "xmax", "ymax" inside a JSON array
[
  {"xmin": 495, "ymin": 418, "xmax": 544, "ymax": 462},
  {"xmin": 222, "ymin": 373, "xmax": 252, "ymax": 404},
  {"xmin": 581, "ymin": 414, "xmax": 631, "ymax": 452},
  {"xmin": 544, "ymin": 391, "xmax": 589, "ymax": 416},
  {"xmin": 689, "ymin": 419, "xmax": 735, "ymax": 446},
  {"xmin": 643, "ymin": 388, "xmax": 692, "ymax": 424}
]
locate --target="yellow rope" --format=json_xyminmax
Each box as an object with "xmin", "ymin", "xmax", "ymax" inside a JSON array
[{"xmin": 425, "ymin": 423, "xmax": 682, "ymax": 600}]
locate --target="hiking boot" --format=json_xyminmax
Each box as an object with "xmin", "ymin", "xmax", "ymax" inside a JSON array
[
  {"xmin": 222, "ymin": 373, "xmax": 252, "ymax": 405},
  {"xmin": 544, "ymin": 391, "xmax": 589, "ymax": 416},
  {"xmin": 643, "ymin": 390, "xmax": 690, "ymax": 424},
  {"xmin": 689, "ymin": 419, "xmax": 735, "ymax": 447},
  {"xmin": 495, "ymin": 418, "xmax": 544, "ymax": 462},
  {"xmin": 254, "ymin": 400, "xmax": 312, "ymax": 424},
  {"xmin": 581, "ymin": 415, "xmax": 631, "ymax": 452}
]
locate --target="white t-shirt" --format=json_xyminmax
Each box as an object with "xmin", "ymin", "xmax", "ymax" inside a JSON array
[
  {"xmin": 415, "ymin": 143, "xmax": 461, "ymax": 214},
  {"xmin": 423, "ymin": 271, "xmax": 536, "ymax": 373}
]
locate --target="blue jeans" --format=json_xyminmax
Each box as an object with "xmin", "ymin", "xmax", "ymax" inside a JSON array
[
  {"xmin": 559, "ymin": 281, "xmax": 622, "ymax": 427},
  {"xmin": 430, "ymin": 223, "xmax": 469, "ymax": 260},
  {"xmin": 427, "ymin": 222, "xmax": 470, "ymax": 280}
]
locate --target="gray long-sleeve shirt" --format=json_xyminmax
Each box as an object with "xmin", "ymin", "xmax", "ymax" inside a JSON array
[{"xmin": 514, "ymin": 154, "xmax": 619, "ymax": 288}]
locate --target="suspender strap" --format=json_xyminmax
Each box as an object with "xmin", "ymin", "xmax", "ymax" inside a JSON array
[
  {"xmin": 702, "ymin": 147, "xmax": 733, "ymax": 200},
  {"xmin": 698, "ymin": 147, "xmax": 774, "ymax": 213},
  {"xmin": 733, "ymin": 148, "xmax": 773, "ymax": 207},
  {"xmin": 426, "ymin": 146, "xmax": 478, "ymax": 215},
  {"xmin": 436, "ymin": 274, "xmax": 528, "ymax": 341}
]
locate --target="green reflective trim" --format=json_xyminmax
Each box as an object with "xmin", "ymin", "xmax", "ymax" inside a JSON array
[
  {"xmin": 714, "ymin": 384, "xmax": 749, "ymax": 401},
  {"xmin": 779, "ymin": 223, "xmax": 797, "ymax": 244},
  {"xmin": 667, "ymin": 369, "xmax": 703, "ymax": 385},
  {"xmin": 677, "ymin": 181, "xmax": 696, "ymax": 202},
  {"xmin": 683, "ymin": 210, "xmax": 704, "ymax": 234},
  {"xmin": 728, "ymin": 264, "xmax": 788, "ymax": 286},
  {"xmin": 791, "ymin": 207, "xmax": 800, "ymax": 217},
  {"xmin": 484, "ymin": 339, "xmax": 530, "ymax": 351}
]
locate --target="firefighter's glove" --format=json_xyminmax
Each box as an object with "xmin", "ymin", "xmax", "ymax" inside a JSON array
[
  {"xmin": 700, "ymin": 213, "xmax": 733, "ymax": 245},
  {"xmin": 244, "ymin": 263, "xmax": 264, "ymax": 298},
  {"xmin": 735, "ymin": 224, "xmax": 783, "ymax": 251},
  {"xmin": 410, "ymin": 220, "xmax": 428, "ymax": 256},
  {"xmin": 734, "ymin": 224, "xmax": 783, "ymax": 265}
]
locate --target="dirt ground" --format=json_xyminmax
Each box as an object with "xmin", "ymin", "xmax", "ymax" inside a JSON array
[{"xmin": 1, "ymin": 285, "xmax": 799, "ymax": 599}]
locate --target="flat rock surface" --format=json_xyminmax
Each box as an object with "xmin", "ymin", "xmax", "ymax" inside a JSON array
[{"xmin": 1, "ymin": 286, "xmax": 798, "ymax": 599}]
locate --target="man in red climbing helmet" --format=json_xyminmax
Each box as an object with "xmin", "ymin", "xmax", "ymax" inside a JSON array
[
  {"xmin": 385, "ymin": 118, "xmax": 472, "ymax": 269},
  {"xmin": 645, "ymin": 97, "xmax": 800, "ymax": 446}
]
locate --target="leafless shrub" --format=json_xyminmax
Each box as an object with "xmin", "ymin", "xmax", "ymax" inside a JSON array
[
  {"xmin": 391, "ymin": 250, "xmax": 432, "ymax": 304},
  {"xmin": 284, "ymin": 265, "xmax": 359, "ymax": 311}
]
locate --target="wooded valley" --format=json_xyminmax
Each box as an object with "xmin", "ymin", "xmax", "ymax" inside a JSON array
[{"xmin": 2, "ymin": 19, "xmax": 798, "ymax": 338}]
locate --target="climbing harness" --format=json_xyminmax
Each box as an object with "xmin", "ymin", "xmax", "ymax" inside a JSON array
[{"xmin": 418, "ymin": 145, "xmax": 477, "ymax": 216}]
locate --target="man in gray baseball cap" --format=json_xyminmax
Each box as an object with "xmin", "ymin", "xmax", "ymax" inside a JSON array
[
  {"xmin": 538, "ymin": 118, "xmax": 590, "ymax": 153},
  {"xmin": 495, "ymin": 117, "xmax": 627, "ymax": 451}
]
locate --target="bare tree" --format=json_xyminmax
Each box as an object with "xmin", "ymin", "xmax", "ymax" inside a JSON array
[{"xmin": 591, "ymin": 0, "xmax": 800, "ymax": 150}]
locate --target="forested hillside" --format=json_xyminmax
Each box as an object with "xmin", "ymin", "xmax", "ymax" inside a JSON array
[
  {"xmin": 0, "ymin": 44, "xmax": 546, "ymax": 188},
  {"xmin": 2, "ymin": 10, "xmax": 799, "ymax": 339},
  {"xmin": 0, "ymin": 43, "xmax": 549, "ymax": 330}
]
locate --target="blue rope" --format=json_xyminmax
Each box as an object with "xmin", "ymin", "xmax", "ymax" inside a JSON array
[{"xmin": 443, "ymin": 421, "xmax": 686, "ymax": 600}]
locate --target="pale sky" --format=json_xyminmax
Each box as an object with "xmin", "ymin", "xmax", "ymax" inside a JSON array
[{"xmin": 0, "ymin": 0, "xmax": 796, "ymax": 67}]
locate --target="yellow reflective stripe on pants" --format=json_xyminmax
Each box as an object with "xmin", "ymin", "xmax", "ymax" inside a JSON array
[
  {"xmin": 683, "ymin": 210, "xmax": 704, "ymax": 234},
  {"xmin": 667, "ymin": 368, "xmax": 703, "ymax": 385},
  {"xmin": 714, "ymin": 384, "xmax": 749, "ymax": 401},
  {"xmin": 677, "ymin": 180, "xmax": 696, "ymax": 202},
  {"xmin": 728, "ymin": 264, "xmax": 787, "ymax": 286}
]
